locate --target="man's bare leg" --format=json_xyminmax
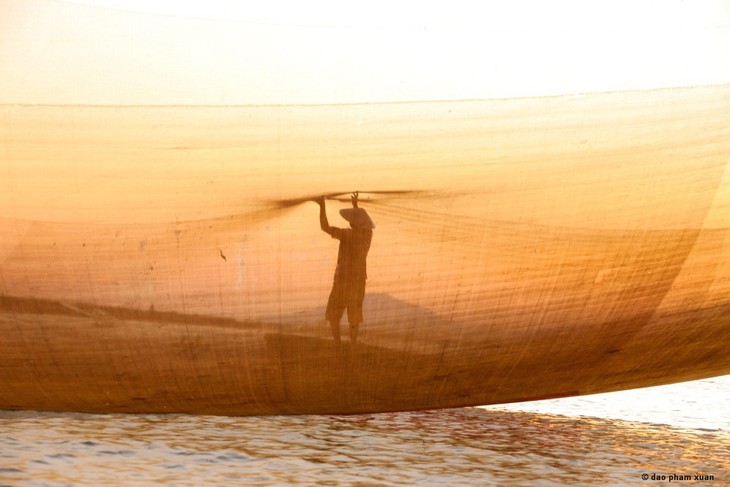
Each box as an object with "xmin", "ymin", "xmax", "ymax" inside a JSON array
[
  {"xmin": 329, "ymin": 320, "xmax": 341, "ymax": 345},
  {"xmin": 349, "ymin": 321, "xmax": 359, "ymax": 347}
]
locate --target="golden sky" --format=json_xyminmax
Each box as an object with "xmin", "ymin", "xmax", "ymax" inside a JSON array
[{"xmin": 1, "ymin": 0, "xmax": 729, "ymax": 105}]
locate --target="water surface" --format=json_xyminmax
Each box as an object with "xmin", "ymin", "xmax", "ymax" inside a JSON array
[{"xmin": 1, "ymin": 377, "xmax": 728, "ymax": 486}]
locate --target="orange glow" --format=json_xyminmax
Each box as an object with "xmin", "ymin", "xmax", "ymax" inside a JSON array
[{"xmin": 2, "ymin": 1, "xmax": 730, "ymax": 416}]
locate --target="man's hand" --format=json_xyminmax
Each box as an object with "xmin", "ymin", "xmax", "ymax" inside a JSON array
[
  {"xmin": 314, "ymin": 195, "xmax": 326, "ymax": 206},
  {"xmin": 351, "ymin": 191, "xmax": 359, "ymax": 208}
]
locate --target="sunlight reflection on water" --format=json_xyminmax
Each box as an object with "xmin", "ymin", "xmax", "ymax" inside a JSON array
[
  {"xmin": 489, "ymin": 376, "xmax": 730, "ymax": 432},
  {"xmin": 1, "ymin": 378, "xmax": 729, "ymax": 487}
]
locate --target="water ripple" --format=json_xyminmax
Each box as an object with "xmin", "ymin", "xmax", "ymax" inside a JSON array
[{"xmin": 0, "ymin": 408, "xmax": 727, "ymax": 486}]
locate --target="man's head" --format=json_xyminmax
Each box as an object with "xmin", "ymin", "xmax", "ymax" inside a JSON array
[{"xmin": 340, "ymin": 207, "xmax": 375, "ymax": 229}]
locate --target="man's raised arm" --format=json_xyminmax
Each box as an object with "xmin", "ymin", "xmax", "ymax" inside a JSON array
[{"xmin": 315, "ymin": 196, "xmax": 334, "ymax": 235}]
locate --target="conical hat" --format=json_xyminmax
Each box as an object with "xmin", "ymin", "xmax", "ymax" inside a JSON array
[{"xmin": 339, "ymin": 208, "xmax": 375, "ymax": 229}]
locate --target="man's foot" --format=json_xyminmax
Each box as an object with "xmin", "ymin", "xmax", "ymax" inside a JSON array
[{"xmin": 328, "ymin": 320, "xmax": 341, "ymax": 344}]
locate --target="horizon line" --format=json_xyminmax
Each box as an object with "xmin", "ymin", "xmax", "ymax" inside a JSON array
[{"xmin": 1, "ymin": 82, "xmax": 728, "ymax": 109}]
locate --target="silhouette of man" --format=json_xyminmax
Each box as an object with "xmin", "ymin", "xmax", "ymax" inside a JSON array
[{"xmin": 315, "ymin": 192, "xmax": 374, "ymax": 345}]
